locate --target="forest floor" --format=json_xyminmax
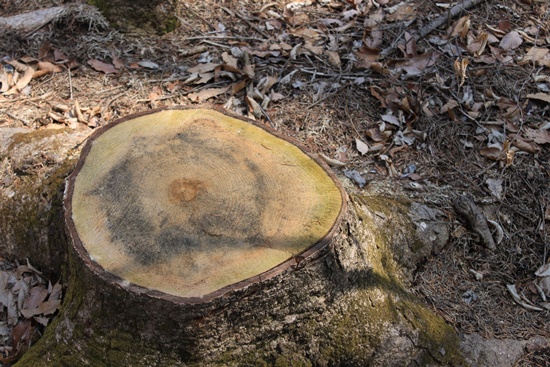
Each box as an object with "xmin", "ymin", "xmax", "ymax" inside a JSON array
[{"xmin": 0, "ymin": 0, "xmax": 549, "ymax": 365}]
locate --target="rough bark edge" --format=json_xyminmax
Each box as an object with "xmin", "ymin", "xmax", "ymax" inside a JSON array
[{"xmin": 63, "ymin": 105, "xmax": 348, "ymax": 305}]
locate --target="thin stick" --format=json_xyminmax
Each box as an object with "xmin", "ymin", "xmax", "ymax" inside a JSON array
[
  {"xmin": 67, "ymin": 67, "xmax": 73, "ymax": 100},
  {"xmin": 231, "ymin": 9, "xmax": 270, "ymax": 39},
  {"xmin": 184, "ymin": 35, "xmax": 265, "ymax": 42},
  {"xmin": 3, "ymin": 111, "xmax": 30, "ymax": 125},
  {"xmin": 200, "ymin": 40, "xmax": 232, "ymax": 49},
  {"xmin": 0, "ymin": 91, "xmax": 54, "ymax": 104}
]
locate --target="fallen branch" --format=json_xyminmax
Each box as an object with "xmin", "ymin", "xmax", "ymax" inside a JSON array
[
  {"xmin": 416, "ymin": 0, "xmax": 486, "ymax": 40},
  {"xmin": 0, "ymin": 4, "xmax": 106, "ymax": 35}
]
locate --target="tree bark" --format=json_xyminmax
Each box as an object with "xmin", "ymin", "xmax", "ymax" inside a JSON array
[{"xmin": 2, "ymin": 110, "xmax": 467, "ymax": 366}]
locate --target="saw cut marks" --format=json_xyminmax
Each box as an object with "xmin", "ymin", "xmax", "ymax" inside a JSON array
[{"xmin": 68, "ymin": 108, "xmax": 344, "ymax": 299}]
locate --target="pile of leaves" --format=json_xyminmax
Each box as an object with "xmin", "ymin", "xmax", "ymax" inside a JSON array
[{"xmin": 0, "ymin": 259, "xmax": 61, "ymax": 365}]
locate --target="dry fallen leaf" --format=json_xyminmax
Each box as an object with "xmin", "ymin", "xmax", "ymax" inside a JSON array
[
  {"xmin": 499, "ymin": 31, "xmax": 523, "ymax": 51},
  {"xmin": 355, "ymin": 46, "xmax": 380, "ymax": 69},
  {"xmin": 87, "ymin": 59, "xmax": 118, "ymax": 74},
  {"xmin": 525, "ymin": 128, "xmax": 550, "ymax": 144},
  {"xmin": 527, "ymin": 92, "xmax": 550, "ymax": 104},
  {"xmin": 14, "ymin": 66, "xmax": 34, "ymax": 91},
  {"xmin": 187, "ymin": 63, "xmax": 218, "ymax": 74},
  {"xmin": 22, "ymin": 286, "xmax": 48, "ymax": 311},
  {"xmin": 536, "ymin": 263, "xmax": 550, "ymax": 277},
  {"xmin": 325, "ymin": 50, "xmax": 341, "ymax": 67},
  {"xmin": 385, "ymin": 3, "xmax": 416, "ymax": 22},
  {"xmin": 187, "ymin": 86, "xmax": 230, "ymax": 102},
  {"xmin": 480, "ymin": 147, "xmax": 502, "ymax": 161},
  {"xmin": 393, "ymin": 52, "xmax": 441, "ymax": 77},
  {"xmin": 20, "ymin": 299, "xmax": 61, "ymax": 318},
  {"xmin": 355, "ymin": 138, "xmax": 369, "ymax": 155},
  {"xmin": 520, "ymin": 47, "xmax": 550, "ymax": 67},
  {"xmin": 468, "ymin": 31, "xmax": 489, "ymax": 57},
  {"xmin": 511, "ymin": 136, "xmax": 539, "ymax": 154},
  {"xmin": 137, "ymin": 60, "xmax": 159, "ymax": 69},
  {"xmin": 453, "ymin": 57, "xmax": 470, "ymax": 87},
  {"xmin": 449, "ymin": 15, "xmax": 470, "ymax": 39}
]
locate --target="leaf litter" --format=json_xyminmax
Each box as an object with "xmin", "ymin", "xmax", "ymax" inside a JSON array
[
  {"xmin": 0, "ymin": 0, "xmax": 549, "ymax": 364},
  {"xmin": 0, "ymin": 258, "xmax": 61, "ymax": 364}
]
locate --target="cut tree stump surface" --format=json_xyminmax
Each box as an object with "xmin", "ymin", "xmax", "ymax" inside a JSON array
[{"xmin": 66, "ymin": 107, "xmax": 344, "ymax": 300}]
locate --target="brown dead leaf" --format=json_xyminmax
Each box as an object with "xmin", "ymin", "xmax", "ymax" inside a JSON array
[
  {"xmin": 53, "ymin": 49, "xmax": 68, "ymax": 62},
  {"xmin": 148, "ymin": 86, "xmax": 163, "ymax": 101},
  {"xmin": 468, "ymin": 32, "xmax": 489, "ymax": 57},
  {"xmin": 527, "ymin": 93, "xmax": 550, "ymax": 104},
  {"xmin": 355, "ymin": 46, "xmax": 380, "ymax": 69},
  {"xmin": 232, "ymin": 79, "xmax": 249, "ymax": 94},
  {"xmin": 87, "ymin": 59, "xmax": 118, "ymax": 74},
  {"xmin": 12, "ymin": 319, "xmax": 32, "ymax": 350},
  {"xmin": 369, "ymin": 86, "xmax": 387, "ymax": 107},
  {"xmin": 366, "ymin": 127, "xmax": 383, "ymax": 142},
  {"xmin": 393, "ymin": 52, "xmax": 441, "ymax": 77},
  {"xmin": 520, "ymin": 47, "xmax": 550, "ymax": 67},
  {"xmin": 20, "ymin": 299, "xmax": 61, "ymax": 319},
  {"xmin": 291, "ymin": 28, "xmax": 322, "ymax": 42},
  {"xmin": 449, "ymin": 15, "xmax": 470, "ymax": 39},
  {"xmin": 187, "ymin": 63, "xmax": 218, "ymax": 74},
  {"xmin": 325, "ymin": 51, "xmax": 341, "ymax": 67},
  {"xmin": 480, "ymin": 147, "xmax": 502, "ymax": 161},
  {"xmin": 188, "ymin": 86, "xmax": 230, "ymax": 102},
  {"xmin": 453, "ymin": 58, "xmax": 470, "ymax": 87},
  {"xmin": 364, "ymin": 29, "xmax": 384, "ymax": 50},
  {"xmin": 23, "ymin": 286, "xmax": 48, "ymax": 311},
  {"xmin": 385, "ymin": 3, "xmax": 416, "ymax": 22},
  {"xmin": 511, "ymin": 136, "xmax": 539, "ymax": 154},
  {"xmin": 356, "ymin": 138, "xmax": 369, "ymax": 155},
  {"xmin": 15, "ymin": 66, "xmax": 34, "ymax": 91},
  {"xmin": 38, "ymin": 42, "xmax": 51, "ymax": 60},
  {"xmin": 499, "ymin": 31, "xmax": 523, "ymax": 50},
  {"xmin": 258, "ymin": 75, "xmax": 278, "ymax": 95},
  {"xmin": 196, "ymin": 72, "xmax": 214, "ymax": 84},
  {"xmin": 525, "ymin": 128, "xmax": 550, "ymax": 144},
  {"xmin": 222, "ymin": 52, "xmax": 239, "ymax": 69},
  {"xmin": 303, "ymin": 43, "xmax": 324, "ymax": 55}
]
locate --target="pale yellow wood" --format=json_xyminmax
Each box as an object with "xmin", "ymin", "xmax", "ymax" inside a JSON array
[{"xmin": 71, "ymin": 109, "xmax": 342, "ymax": 298}]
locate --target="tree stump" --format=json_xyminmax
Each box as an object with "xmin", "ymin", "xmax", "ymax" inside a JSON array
[
  {"xmin": 13, "ymin": 107, "xmax": 466, "ymax": 366},
  {"xmin": 67, "ymin": 107, "xmax": 345, "ymax": 300}
]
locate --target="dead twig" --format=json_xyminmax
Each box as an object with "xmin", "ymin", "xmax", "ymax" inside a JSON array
[
  {"xmin": 416, "ymin": 0, "xmax": 485, "ymax": 40},
  {"xmin": 2, "ymin": 111, "xmax": 30, "ymax": 125},
  {"xmin": 221, "ymin": 7, "xmax": 270, "ymax": 39}
]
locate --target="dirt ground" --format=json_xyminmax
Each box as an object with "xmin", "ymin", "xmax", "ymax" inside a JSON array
[{"xmin": 0, "ymin": 0, "xmax": 549, "ymax": 365}]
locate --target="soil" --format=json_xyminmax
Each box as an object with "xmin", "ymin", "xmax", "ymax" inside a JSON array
[{"xmin": 0, "ymin": 0, "xmax": 549, "ymax": 365}]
